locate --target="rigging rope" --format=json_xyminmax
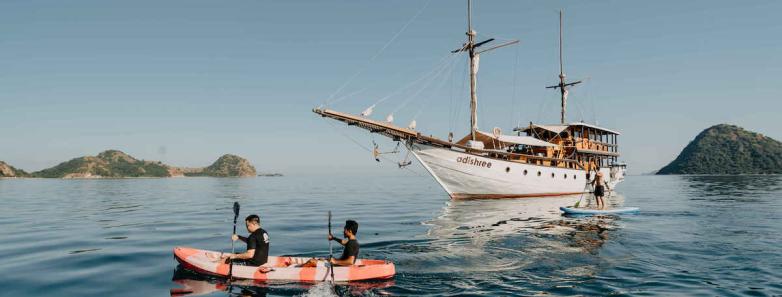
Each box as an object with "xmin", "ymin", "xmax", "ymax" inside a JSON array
[
  {"xmin": 510, "ymin": 44, "xmax": 520, "ymax": 129},
  {"xmin": 325, "ymin": 120, "xmax": 425, "ymax": 176},
  {"xmin": 326, "ymin": 87, "xmax": 368, "ymax": 106},
  {"xmin": 323, "ymin": 0, "xmax": 433, "ymax": 106},
  {"xmin": 393, "ymin": 52, "xmax": 461, "ymax": 117},
  {"xmin": 370, "ymin": 52, "xmax": 459, "ymax": 110},
  {"xmin": 452, "ymin": 57, "xmax": 469, "ymax": 135},
  {"xmin": 410, "ymin": 59, "xmax": 455, "ymax": 122}
]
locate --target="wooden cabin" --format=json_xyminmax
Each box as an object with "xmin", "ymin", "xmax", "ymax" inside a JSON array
[{"xmin": 514, "ymin": 122, "xmax": 620, "ymax": 171}]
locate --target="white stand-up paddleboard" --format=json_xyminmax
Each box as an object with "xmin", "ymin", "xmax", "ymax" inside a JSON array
[{"xmin": 559, "ymin": 206, "xmax": 639, "ymax": 215}]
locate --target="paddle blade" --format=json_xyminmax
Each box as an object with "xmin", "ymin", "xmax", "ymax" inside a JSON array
[
  {"xmin": 327, "ymin": 211, "xmax": 332, "ymax": 235},
  {"xmin": 233, "ymin": 202, "xmax": 240, "ymax": 216},
  {"xmin": 573, "ymin": 201, "xmax": 581, "ymax": 208}
]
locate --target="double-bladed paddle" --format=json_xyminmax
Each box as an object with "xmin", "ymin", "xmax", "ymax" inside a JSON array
[
  {"xmin": 327, "ymin": 211, "xmax": 335, "ymax": 282},
  {"xmin": 228, "ymin": 202, "xmax": 240, "ymax": 282}
]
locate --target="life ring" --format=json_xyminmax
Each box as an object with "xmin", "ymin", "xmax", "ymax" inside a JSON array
[{"xmin": 492, "ymin": 127, "xmax": 501, "ymax": 138}]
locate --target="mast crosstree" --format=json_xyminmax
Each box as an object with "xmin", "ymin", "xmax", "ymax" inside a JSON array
[
  {"xmin": 546, "ymin": 10, "xmax": 582, "ymax": 124},
  {"xmin": 452, "ymin": 0, "xmax": 518, "ymax": 142}
]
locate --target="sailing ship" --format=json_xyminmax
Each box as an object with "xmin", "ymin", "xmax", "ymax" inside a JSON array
[{"xmin": 314, "ymin": 1, "xmax": 626, "ymax": 199}]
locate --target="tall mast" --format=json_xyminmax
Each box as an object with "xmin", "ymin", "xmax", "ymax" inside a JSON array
[
  {"xmin": 451, "ymin": 0, "xmax": 518, "ymax": 141},
  {"xmin": 467, "ymin": 0, "xmax": 478, "ymax": 141},
  {"xmin": 558, "ymin": 11, "xmax": 565, "ymax": 124},
  {"xmin": 547, "ymin": 10, "xmax": 581, "ymax": 125}
]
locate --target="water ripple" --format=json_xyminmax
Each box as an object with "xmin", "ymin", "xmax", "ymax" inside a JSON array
[{"xmin": 0, "ymin": 175, "xmax": 780, "ymax": 296}]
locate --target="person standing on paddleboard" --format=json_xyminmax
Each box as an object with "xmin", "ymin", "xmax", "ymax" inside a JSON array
[
  {"xmin": 221, "ymin": 214, "xmax": 270, "ymax": 267},
  {"xmin": 591, "ymin": 168, "xmax": 610, "ymax": 209}
]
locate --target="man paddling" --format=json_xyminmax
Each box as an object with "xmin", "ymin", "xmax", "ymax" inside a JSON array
[
  {"xmin": 591, "ymin": 168, "xmax": 610, "ymax": 209},
  {"xmin": 221, "ymin": 214, "xmax": 270, "ymax": 267},
  {"xmin": 301, "ymin": 219, "xmax": 360, "ymax": 267},
  {"xmin": 328, "ymin": 220, "xmax": 360, "ymax": 266}
]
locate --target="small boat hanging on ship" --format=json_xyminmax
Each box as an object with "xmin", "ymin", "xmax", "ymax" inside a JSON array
[{"xmin": 314, "ymin": 1, "xmax": 626, "ymax": 199}]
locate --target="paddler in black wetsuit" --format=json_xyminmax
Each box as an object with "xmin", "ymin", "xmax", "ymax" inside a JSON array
[
  {"xmin": 221, "ymin": 214, "xmax": 271, "ymax": 271},
  {"xmin": 300, "ymin": 220, "xmax": 360, "ymax": 267}
]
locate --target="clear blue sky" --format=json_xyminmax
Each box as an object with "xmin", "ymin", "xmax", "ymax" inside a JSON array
[{"xmin": 2, "ymin": 0, "xmax": 780, "ymax": 174}]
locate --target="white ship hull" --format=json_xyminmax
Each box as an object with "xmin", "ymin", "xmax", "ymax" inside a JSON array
[{"xmin": 410, "ymin": 143, "xmax": 625, "ymax": 199}]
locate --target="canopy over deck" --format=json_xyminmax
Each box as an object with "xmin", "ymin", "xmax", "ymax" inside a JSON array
[
  {"xmin": 514, "ymin": 124, "xmax": 568, "ymax": 134},
  {"xmin": 567, "ymin": 122, "xmax": 621, "ymax": 135},
  {"xmin": 514, "ymin": 122, "xmax": 620, "ymax": 135},
  {"xmin": 457, "ymin": 130, "xmax": 556, "ymax": 148}
]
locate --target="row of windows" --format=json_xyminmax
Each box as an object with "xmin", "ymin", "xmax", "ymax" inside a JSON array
[{"xmin": 504, "ymin": 166, "xmax": 590, "ymax": 180}]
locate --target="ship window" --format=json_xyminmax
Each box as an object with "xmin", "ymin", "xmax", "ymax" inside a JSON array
[
  {"xmin": 523, "ymin": 169, "xmax": 528, "ymax": 175},
  {"xmin": 505, "ymin": 167, "xmax": 510, "ymax": 173},
  {"xmin": 573, "ymin": 175, "xmax": 577, "ymax": 180},
  {"xmin": 564, "ymin": 174, "xmax": 567, "ymax": 179},
  {"xmin": 537, "ymin": 171, "xmax": 541, "ymax": 177},
  {"xmin": 551, "ymin": 173, "xmax": 555, "ymax": 178}
]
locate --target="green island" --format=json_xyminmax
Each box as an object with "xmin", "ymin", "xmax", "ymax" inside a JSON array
[
  {"xmin": 180, "ymin": 154, "xmax": 257, "ymax": 177},
  {"xmin": 0, "ymin": 161, "xmax": 30, "ymax": 178},
  {"xmin": 657, "ymin": 124, "xmax": 782, "ymax": 175},
  {"xmin": 1, "ymin": 150, "xmax": 260, "ymax": 178}
]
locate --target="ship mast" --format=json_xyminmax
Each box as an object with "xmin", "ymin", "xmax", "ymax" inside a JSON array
[
  {"xmin": 453, "ymin": 0, "xmax": 518, "ymax": 142},
  {"xmin": 467, "ymin": 0, "xmax": 478, "ymax": 141},
  {"xmin": 546, "ymin": 10, "xmax": 581, "ymax": 124}
]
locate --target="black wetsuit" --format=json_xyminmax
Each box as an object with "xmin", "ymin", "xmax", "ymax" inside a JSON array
[{"xmin": 237, "ymin": 228, "xmax": 270, "ymax": 266}]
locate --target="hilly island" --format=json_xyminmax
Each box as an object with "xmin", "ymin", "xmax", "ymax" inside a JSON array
[
  {"xmin": 0, "ymin": 150, "xmax": 257, "ymax": 178},
  {"xmin": 0, "ymin": 161, "xmax": 29, "ymax": 178},
  {"xmin": 658, "ymin": 124, "xmax": 782, "ymax": 175}
]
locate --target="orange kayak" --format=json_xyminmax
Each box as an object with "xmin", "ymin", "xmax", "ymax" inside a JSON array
[{"xmin": 173, "ymin": 247, "xmax": 395, "ymax": 282}]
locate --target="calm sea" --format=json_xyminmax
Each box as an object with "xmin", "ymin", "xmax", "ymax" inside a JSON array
[{"xmin": 0, "ymin": 174, "xmax": 780, "ymax": 296}]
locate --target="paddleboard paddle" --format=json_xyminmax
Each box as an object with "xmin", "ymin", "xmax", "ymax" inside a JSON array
[
  {"xmin": 228, "ymin": 202, "xmax": 240, "ymax": 283},
  {"xmin": 574, "ymin": 178, "xmax": 591, "ymax": 208}
]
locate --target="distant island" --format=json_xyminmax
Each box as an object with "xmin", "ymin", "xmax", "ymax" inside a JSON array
[
  {"xmin": 0, "ymin": 161, "xmax": 30, "ymax": 178},
  {"xmin": 180, "ymin": 154, "xmax": 257, "ymax": 177},
  {"xmin": 657, "ymin": 124, "xmax": 782, "ymax": 175},
  {"xmin": 0, "ymin": 150, "xmax": 260, "ymax": 178},
  {"xmin": 258, "ymin": 173, "xmax": 283, "ymax": 177}
]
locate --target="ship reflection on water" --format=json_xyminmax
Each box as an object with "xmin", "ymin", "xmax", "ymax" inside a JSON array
[{"xmin": 425, "ymin": 193, "xmax": 629, "ymax": 255}]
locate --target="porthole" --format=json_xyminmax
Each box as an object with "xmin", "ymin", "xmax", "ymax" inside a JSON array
[
  {"xmin": 564, "ymin": 174, "xmax": 568, "ymax": 179},
  {"xmin": 523, "ymin": 169, "xmax": 528, "ymax": 175},
  {"xmin": 537, "ymin": 171, "xmax": 541, "ymax": 177},
  {"xmin": 573, "ymin": 175, "xmax": 577, "ymax": 180},
  {"xmin": 505, "ymin": 167, "xmax": 510, "ymax": 173},
  {"xmin": 551, "ymin": 173, "xmax": 555, "ymax": 178}
]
